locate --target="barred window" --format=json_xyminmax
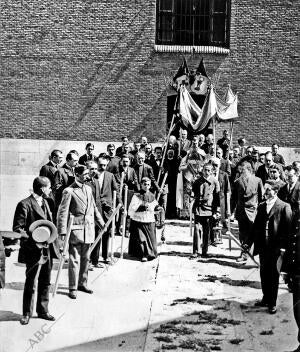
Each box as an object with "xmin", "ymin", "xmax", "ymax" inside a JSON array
[{"xmin": 156, "ymin": 0, "xmax": 231, "ymax": 48}]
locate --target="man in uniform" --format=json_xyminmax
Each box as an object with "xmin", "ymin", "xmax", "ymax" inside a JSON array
[{"xmin": 57, "ymin": 165, "xmax": 105, "ymax": 299}]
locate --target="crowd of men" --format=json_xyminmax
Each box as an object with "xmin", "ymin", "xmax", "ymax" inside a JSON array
[{"xmin": 1, "ymin": 130, "xmax": 299, "ymax": 351}]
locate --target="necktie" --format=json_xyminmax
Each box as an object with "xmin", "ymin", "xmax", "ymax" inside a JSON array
[{"xmin": 41, "ymin": 200, "xmax": 47, "ymax": 217}]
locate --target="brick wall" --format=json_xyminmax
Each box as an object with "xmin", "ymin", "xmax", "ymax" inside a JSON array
[{"xmin": 0, "ymin": 0, "xmax": 299, "ymax": 145}]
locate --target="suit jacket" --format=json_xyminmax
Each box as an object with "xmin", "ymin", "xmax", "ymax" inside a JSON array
[
  {"xmin": 273, "ymin": 153, "xmax": 285, "ymax": 165},
  {"xmin": 220, "ymin": 158, "xmax": 231, "ymax": 176},
  {"xmin": 282, "ymin": 208, "xmax": 300, "ymax": 276},
  {"xmin": 39, "ymin": 161, "xmax": 58, "ymax": 186},
  {"xmin": 87, "ymin": 171, "xmax": 121, "ymax": 219},
  {"xmin": 53, "ymin": 163, "xmax": 75, "ymax": 206},
  {"xmin": 134, "ymin": 163, "xmax": 160, "ymax": 193},
  {"xmin": 249, "ymin": 198, "xmax": 292, "ymax": 256},
  {"xmin": 192, "ymin": 175, "xmax": 220, "ymax": 217},
  {"xmin": 256, "ymin": 163, "xmax": 284, "ymax": 184},
  {"xmin": 232, "ymin": 174, "xmax": 264, "ymax": 222},
  {"xmin": 118, "ymin": 166, "xmax": 138, "ymax": 191},
  {"xmin": 13, "ymin": 195, "xmax": 60, "ymax": 263},
  {"xmin": 57, "ymin": 182, "xmax": 105, "ymax": 244},
  {"xmin": 218, "ymin": 170, "xmax": 231, "ymax": 219},
  {"xmin": 106, "ymin": 156, "xmax": 121, "ymax": 178},
  {"xmin": 278, "ymin": 181, "xmax": 300, "ymax": 214},
  {"xmin": 78, "ymin": 154, "xmax": 97, "ymax": 165}
]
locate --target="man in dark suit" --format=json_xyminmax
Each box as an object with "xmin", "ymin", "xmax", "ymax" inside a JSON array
[
  {"xmin": 39, "ymin": 149, "xmax": 63, "ymax": 214},
  {"xmin": 278, "ymin": 167, "xmax": 300, "ymax": 214},
  {"xmin": 106, "ymin": 144, "xmax": 121, "ymax": 179},
  {"xmin": 216, "ymin": 147, "xmax": 231, "ymax": 177},
  {"xmin": 133, "ymin": 151, "xmax": 160, "ymax": 194},
  {"xmin": 116, "ymin": 136, "xmax": 131, "ymax": 156},
  {"xmin": 87, "ymin": 157, "xmax": 121, "ymax": 263},
  {"xmin": 282, "ymin": 197, "xmax": 300, "ymax": 351},
  {"xmin": 247, "ymin": 180, "xmax": 292, "ymax": 314},
  {"xmin": 192, "ymin": 163, "xmax": 220, "ymax": 257},
  {"xmin": 217, "ymin": 130, "xmax": 230, "ymax": 158},
  {"xmin": 13, "ymin": 177, "xmax": 60, "ymax": 325},
  {"xmin": 118, "ymin": 154, "xmax": 138, "ymax": 192},
  {"xmin": 271, "ymin": 143, "xmax": 285, "ymax": 166},
  {"xmin": 39, "ymin": 149, "xmax": 63, "ymax": 186},
  {"xmin": 79, "ymin": 143, "xmax": 97, "ymax": 165},
  {"xmin": 256, "ymin": 151, "xmax": 284, "ymax": 185},
  {"xmin": 53, "ymin": 151, "xmax": 79, "ymax": 207},
  {"xmin": 144, "ymin": 144, "xmax": 156, "ymax": 167},
  {"xmin": 232, "ymin": 161, "xmax": 264, "ymax": 262}
]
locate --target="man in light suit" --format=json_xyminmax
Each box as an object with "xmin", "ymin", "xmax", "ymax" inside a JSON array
[
  {"xmin": 247, "ymin": 180, "xmax": 292, "ymax": 314},
  {"xmin": 87, "ymin": 156, "xmax": 121, "ymax": 264},
  {"xmin": 57, "ymin": 165, "xmax": 105, "ymax": 299},
  {"xmin": 232, "ymin": 161, "xmax": 264, "ymax": 262}
]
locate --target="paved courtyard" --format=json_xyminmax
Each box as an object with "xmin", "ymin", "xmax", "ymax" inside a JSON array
[{"xmin": 0, "ymin": 221, "xmax": 297, "ymax": 352}]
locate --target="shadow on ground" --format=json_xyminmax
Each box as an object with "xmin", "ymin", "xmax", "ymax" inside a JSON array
[
  {"xmin": 49, "ymin": 294, "xmax": 294, "ymax": 352},
  {"xmin": 0, "ymin": 310, "xmax": 22, "ymax": 322}
]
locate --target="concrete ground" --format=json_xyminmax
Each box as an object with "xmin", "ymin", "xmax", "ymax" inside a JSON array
[{"xmin": 0, "ymin": 220, "xmax": 298, "ymax": 352}]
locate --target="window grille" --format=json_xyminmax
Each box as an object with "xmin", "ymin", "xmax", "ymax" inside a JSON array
[{"xmin": 156, "ymin": 0, "xmax": 231, "ymax": 48}]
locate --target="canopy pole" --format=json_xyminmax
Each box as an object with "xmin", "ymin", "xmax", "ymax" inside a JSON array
[
  {"xmin": 229, "ymin": 120, "xmax": 234, "ymax": 149},
  {"xmin": 213, "ymin": 116, "xmax": 216, "ymax": 157}
]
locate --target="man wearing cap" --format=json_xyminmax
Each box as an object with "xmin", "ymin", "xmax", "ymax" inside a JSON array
[
  {"xmin": 57, "ymin": 165, "xmax": 105, "ymax": 299},
  {"xmin": 246, "ymin": 180, "xmax": 292, "ymax": 314},
  {"xmin": 13, "ymin": 176, "xmax": 60, "ymax": 325}
]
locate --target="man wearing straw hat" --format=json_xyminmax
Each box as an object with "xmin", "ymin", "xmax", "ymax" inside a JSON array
[
  {"xmin": 13, "ymin": 176, "xmax": 60, "ymax": 325},
  {"xmin": 57, "ymin": 164, "xmax": 105, "ymax": 299}
]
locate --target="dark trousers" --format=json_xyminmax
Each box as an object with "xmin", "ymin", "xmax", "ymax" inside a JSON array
[
  {"xmin": 193, "ymin": 216, "xmax": 211, "ymax": 255},
  {"xmin": 101, "ymin": 232, "xmax": 110, "ymax": 260},
  {"xmin": 90, "ymin": 227, "xmax": 101, "ymax": 265},
  {"xmin": 292, "ymin": 275, "xmax": 300, "ymax": 343},
  {"xmin": 237, "ymin": 215, "xmax": 254, "ymax": 245},
  {"xmin": 23, "ymin": 256, "xmax": 52, "ymax": 316},
  {"xmin": 259, "ymin": 252, "xmax": 280, "ymax": 307}
]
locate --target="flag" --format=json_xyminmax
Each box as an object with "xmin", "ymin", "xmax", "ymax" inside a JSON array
[
  {"xmin": 190, "ymin": 58, "xmax": 210, "ymax": 95},
  {"xmin": 196, "ymin": 57, "xmax": 208, "ymax": 77},
  {"xmin": 215, "ymin": 85, "xmax": 238, "ymax": 121},
  {"xmin": 178, "ymin": 86, "xmax": 216, "ymax": 132},
  {"xmin": 171, "ymin": 57, "xmax": 189, "ymax": 91}
]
